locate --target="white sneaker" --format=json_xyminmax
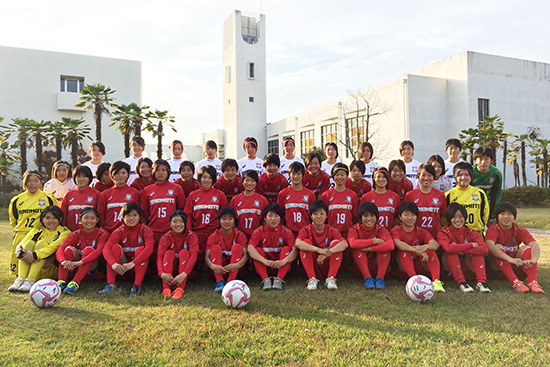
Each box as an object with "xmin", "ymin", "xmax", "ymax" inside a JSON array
[
  {"xmin": 261, "ymin": 277, "xmax": 272, "ymax": 291},
  {"xmin": 8, "ymin": 277, "xmax": 25, "ymax": 292},
  {"xmin": 306, "ymin": 278, "xmax": 319, "ymax": 291},
  {"xmin": 325, "ymin": 277, "xmax": 338, "ymax": 290},
  {"xmin": 476, "ymin": 282, "xmax": 492, "ymax": 293},
  {"xmin": 18, "ymin": 279, "xmax": 34, "ymax": 292},
  {"xmin": 272, "ymin": 277, "xmax": 284, "ymax": 290},
  {"xmin": 458, "ymin": 282, "xmax": 474, "ymax": 293}
]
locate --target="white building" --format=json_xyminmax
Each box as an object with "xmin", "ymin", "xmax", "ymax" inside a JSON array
[
  {"xmin": 0, "ymin": 45, "xmax": 141, "ymax": 168},
  {"xmin": 267, "ymin": 51, "xmax": 550, "ymax": 188}
]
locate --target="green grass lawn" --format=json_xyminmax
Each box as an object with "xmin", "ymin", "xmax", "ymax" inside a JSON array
[
  {"xmin": 515, "ymin": 206, "xmax": 550, "ymax": 230},
  {"xmin": 1, "ymin": 220, "xmax": 550, "ymax": 366}
]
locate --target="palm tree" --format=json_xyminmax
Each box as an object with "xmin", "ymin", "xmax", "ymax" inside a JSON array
[
  {"xmin": 0, "ymin": 118, "xmax": 32, "ymax": 174},
  {"xmin": 111, "ymin": 103, "xmax": 150, "ymax": 157},
  {"xmin": 48, "ymin": 120, "xmax": 69, "ymax": 160},
  {"xmin": 28, "ymin": 120, "xmax": 51, "ymax": 174},
  {"xmin": 62, "ymin": 117, "xmax": 92, "ymax": 167},
  {"xmin": 144, "ymin": 110, "xmax": 177, "ymax": 159},
  {"xmin": 0, "ymin": 138, "xmax": 21, "ymax": 189},
  {"xmin": 75, "ymin": 83, "xmax": 117, "ymax": 142}
]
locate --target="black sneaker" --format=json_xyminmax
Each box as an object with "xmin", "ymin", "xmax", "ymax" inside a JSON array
[{"xmin": 129, "ymin": 285, "xmax": 141, "ymax": 298}]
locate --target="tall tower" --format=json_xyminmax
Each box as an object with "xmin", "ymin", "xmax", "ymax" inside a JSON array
[{"xmin": 223, "ymin": 10, "xmax": 267, "ymax": 159}]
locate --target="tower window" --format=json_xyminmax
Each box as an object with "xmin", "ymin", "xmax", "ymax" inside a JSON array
[
  {"xmin": 249, "ymin": 97, "xmax": 254, "ymax": 102},
  {"xmin": 225, "ymin": 66, "xmax": 231, "ymax": 83},
  {"xmin": 248, "ymin": 63, "xmax": 255, "ymax": 79}
]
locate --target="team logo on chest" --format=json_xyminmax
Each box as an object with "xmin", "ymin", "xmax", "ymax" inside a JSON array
[
  {"xmin": 432, "ymin": 198, "xmax": 439, "ymax": 205},
  {"xmin": 167, "ymin": 190, "xmax": 174, "ymax": 196},
  {"xmin": 279, "ymin": 237, "xmax": 284, "ymax": 245},
  {"xmin": 86, "ymin": 196, "xmax": 94, "ymax": 203},
  {"xmin": 138, "ymin": 236, "xmax": 143, "ymax": 245},
  {"xmin": 490, "ymin": 177, "xmax": 494, "ymax": 184},
  {"xmin": 38, "ymin": 199, "xmax": 46, "ymax": 206},
  {"xmin": 125, "ymin": 194, "xmax": 133, "ymax": 201},
  {"xmin": 346, "ymin": 196, "xmax": 352, "ymax": 203},
  {"xmin": 276, "ymin": 185, "xmax": 281, "ymax": 190},
  {"xmin": 254, "ymin": 200, "xmax": 260, "ymax": 207},
  {"xmin": 212, "ymin": 196, "xmax": 218, "ymax": 203},
  {"xmin": 388, "ymin": 198, "xmax": 394, "ymax": 205},
  {"xmin": 234, "ymin": 187, "xmax": 239, "ymax": 193},
  {"xmin": 472, "ymin": 194, "xmax": 479, "ymax": 201},
  {"xmin": 303, "ymin": 195, "xmax": 309, "ymax": 203}
]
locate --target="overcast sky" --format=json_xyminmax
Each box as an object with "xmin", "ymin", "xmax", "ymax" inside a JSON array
[{"xmin": 1, "ymin": 1, "xmax": 549, "ymax": 145}]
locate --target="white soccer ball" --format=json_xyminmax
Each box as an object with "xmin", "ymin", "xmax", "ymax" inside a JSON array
[
  {"xmin": 406, "ymin": 275, "xmax": 435, "ymax": 303},
  {"xmin": 221, "ymin": 280, "xmax": 251, "ymax": 309},
  {"xmin": 29, "ymin": 279, "xmax": 61, "ymax": 308}
]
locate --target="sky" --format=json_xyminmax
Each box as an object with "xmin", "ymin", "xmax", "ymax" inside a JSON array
[{"xmin": 1, "ymin": 1, "xmax": 549, "ymax": 145}]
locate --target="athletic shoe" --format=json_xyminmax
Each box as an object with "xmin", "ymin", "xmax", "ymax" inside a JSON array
[
  {"xmin": 172, "ymin": 288, "xmax": 185, "ymax": 299},
  {"xmin": 18, "ymin": 279, "xmax": 34, "ymax": 292},
  {"xmin": 363, "ymin": 277, "xmax": 375, "ymax": 289},
  {"xmin": 325, "ymin": 277, "xmax": 338, "ymax": 290},
  {"xmin": 57, "ymin": 280, "xmax": 67, "ymax": 291},
  {"xmin": 512, "ymin": 279, "xmax": 529, "ymax": 293},
  {"xmin": 129, "ymin": 285, "xmax": 141, "ymax": 298},
  {"xmin": 272, "ymin": 277, "xmax": 284, "ymax": 290},
  {"xmin": 476, "ymin": 282, "xmax": 492, "ymax": 293},
  {"xmin": 458, "ymin": 282, "xmax": 474, "ymax": 293},
  {"xmin": 433, "ymin": 279, "xmax": 445, "ymax": 293},
  {"xmin": 15, "ymin": 244, "xmax": 24, "ymax": 259},
  {"xmin": 64, "ymin": 281, "xmax": 79, "ymax": 294},
  {"xmin": 99, "ymin": 283, "xmax": 115, "ymax": 295},
  {"xmin": 162, "ymin": 288, "xmax": 172, "ymax": 298},
  {"xmin": 261, "ymin": 277, "xmax": 273, "ymax": 291},
  {"xmin": 374, "ymin": 277, "xmax": 386, "ymax": 290},
  {"xmin": 8, "ymin": 277, "xmax": 25, "ymax": 292},
  {"xmin": 214, "ymin": 280, "xmax": 225, "ymax": 293},
  {"xmin": 306, "ymin": 278, "xmax": 319, "ymax": 291},
  {"xmin": 527, "ymin": 280, "xmax": 544, "ymax": 294}
]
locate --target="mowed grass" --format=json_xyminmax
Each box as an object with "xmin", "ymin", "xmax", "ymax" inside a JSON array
[
  {"xmin": 0, "ymin": 221, "xmax": 550, "ymax": 366},
  {"xmin": 515, "ymin": 206, "xmax": 550, "ymax": 230}
]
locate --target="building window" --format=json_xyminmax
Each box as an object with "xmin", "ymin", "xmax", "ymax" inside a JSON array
[
  {"xmin": 268, "ymin": 139, "xmax": 279, "ymax": 155},
  {"xmin": 249, "ymin": 97, "xmax": 254, "ymax": 102},
  {"xmin": 218, "ymin": 144, "xmax": 225, "ymax": 160},
  {"xmin": 300, "ymin": 129, "xmax": 315, "ymax": 156},
  {"xmin": 345, "ymin": 116, "xmax": 366, "ymax": 158},
  {"xmin": 60, "ymin": 76, "xmax": 84, "ymax": 93},
  {"xmin": 478, "ymin": 98, "xmax": 490, "ymax": 122},
  {"xmin": 225, "ymin": 66, "xmax": 231, "ymax": 83},
  {"xmin": 248, "ymin": 63, "xmax": 255, "ymax": 79},
  {"xmin": 321, "ymin": 123, "xmax": 338, "ymax": 146}
]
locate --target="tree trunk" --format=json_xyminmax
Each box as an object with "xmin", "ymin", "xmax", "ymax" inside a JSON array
[
  {"xmin": 157, "ymin": 122, "xmax": 163, "ymax": 160},
  {"xmin": 469, "ymin": 148, "xmax": 474, "ymax": 165},
  {"xmin": 95, "ymin": 105, "xmax": 102, "ymax": 142},
  {"xmin": 56, "ymin": 138, "xmax": 62, "ymax": 160},
  {"xmin": 71, "ymin": 139, "xmax": 78, "ymax": 168},
  {"xmin": 543, "ymin": 148, "xmax": 548, "ymax": 187},
  {"xmin": 135, "ymin": 120, "xmax": 141, "ymax": 136},
  {"xmin": 124, "ymin": 131, "xmax": 130, "ymax": 158},
  {"xmin": 513, "ymin": 161, "xmax": 519, "ymax": 186},
  {"xmin": 521, "ymin": 142, "xmax": 527, "ymax": 187},
  {"xmin": 20, "ymin": 141, "xmax": 27, "ymax": 174},
  {"xmin": 502, "ymin": 140, "xmax": 507, "ymax": 189},
  {"xmin": 36, "ymin": 133, "xmax": 43, "ymax": 174}
]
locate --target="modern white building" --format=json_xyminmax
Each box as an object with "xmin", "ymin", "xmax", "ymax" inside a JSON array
[
  {"xmin": 267, "ymin": 51, "xmax": 550, "ymax": 188},
  {"xmin": 0, "ymin": 45, "xmax": 141, "ymax": 168}
]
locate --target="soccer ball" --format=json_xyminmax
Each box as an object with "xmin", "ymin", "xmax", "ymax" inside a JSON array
[
  {"xmin": 29, "ymin": 279, "xmax": 61, "ymax": 308},
  {"xmin": 221, "ymin": 280, "xmax": 251, "ymax": 309},
  {"xmin": 406, "ymin": 275, "xmax": 435, "ymax": 303}
]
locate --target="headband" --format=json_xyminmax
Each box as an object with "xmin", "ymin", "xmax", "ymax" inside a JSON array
[
  {"xmin": 332, "ymin": 166, "xmax": 349, "ymax": 174},
  {"xmin": 55, "ymin": 162, "xmax": 70, "ymax": 169},
  {"xmin": 25, "ymin": 171, "xmax": 42, "ymax": 180},
  {"xmin": 282, "ymin": 138, "xmax": 294, "ymax": 147},
  {"xmin": 376, "ymin": 168, "xmax": 390, "ymax": 175},
  {"xmin": 153, "ymin": 162, "xmax": 170, "ymax": 169},
  {"xmin": 455, "ymin": 168, "xmax": 472, "ymax": 175},
  {"xmin": 41, "ymin": 206, "xmax": 63, "ymax": 220},
  {"xmin": 244, "ymin": 141, "xmax": 257, "ymax": 147},
  {"xmin": 80, "ymin": 207, "xmax": 99, "ymax": 218}
]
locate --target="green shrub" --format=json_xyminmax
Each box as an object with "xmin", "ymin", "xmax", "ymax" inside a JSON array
[{"xmin": 503, "ymin": 186, "xmax": 549, "ymax": 205}]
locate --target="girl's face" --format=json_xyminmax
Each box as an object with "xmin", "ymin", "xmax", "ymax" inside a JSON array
[
  {"xmin": 100, "ymin": 171, "xmax": 113, "ymax": 186},
  {"xmin": 374, "ymin": 172, "xmax": 388, "ymax": 190},
  {"xmin": 25, "ymin": 175, "xmax": 42, "ymax": 193},
  {"xmin": 81, "ymin": 212, "xmax": 99, "ymax": 232},
  {"xmin": 350, "ymin": 166, "xmax": 363, "ymax": 181},
  {"xmin": 131, "ymin": 141, "xmax": 144, "ymax": 156},
  {"xmin": 200, "ymin": 172, "xmax": 213, "ymax": 190},
  {"xmin": 265, "ymin": 163, "xmax": 279, "ymax": 177},
  {"xmin": 170, "ymin": 216, "xmax": 186, "ymax": 234},
  {"xmin": 75, "ymin": 174, "xmax": 90, "ymax": 189},
  {"xmin": 171, "ymin": 144, "xmax": 183, "ymax": 159},
  {"xmin": 220, "ymin": 214, "xmax": 235, "ymax": 231},
  {"xmin": 206, "ymin": 146, "xmax": 217, "ymax": 159},
  {"xmin": 446, "ymin": 145, "xmax": 460, "ymax": 160},
  {"xmin": 123, "ymin": 210, "xmax": 140, "ymax": 227},
  {"xmin": 401, "ymin": 144, "xmax": 413, "ymax": 160},
  {"xmin": 245, "ymin": 143, "xmax": 257, "ymax": 158},
  {"xmin": 265, "ymin": 211, "xmax": 281, "ymax": 230},
  {"xmin": 418, "ymin": 169, "xmax": 434, "ymax": 189},
  {"xmin": 307, "ymin": 158, "xmax": 320, "ymax": 175},
  {"xmin": 361, "ymin": 212, "xmax": 377, "ymax": 230},
  {"xmin": 431, "ymin": 161, "xmax": 443, "ymax": 179},
  {"xmin": 284, "ymin": 141, "xmax": 295, "ymax": 156},
  {"xmin": 42, "ymin": 213, "xmax": 60, "ymax": 230},
  {"xmin": 112, "ymin": 169, "xmax": 129, "ymax": 187},
  {"xmin": 399, "ymin": 211, "xmax": 417, "ymax": 228},
  {"xmin": 333, "ymin": 170, "xmax": 348, "ymax": 186},
  {"xmin": 56, "ymin": 166, "xmax": 69, "ymax": 182},
  {"xmin": 139, "ymin": 162, "xmax": 152, "ymax": 178},
  {"xmin": 243, "ymin": 176, "xmax": 257, "ymax": 192},
  {"xmin": 311, "ymin": 209, "xmax": 327, "ymax": 227},
  {"xmin": 455, "ymin": 170, "xmax": 471, "ymax": 188},
  {"xmin": 154, "ymin": 166, "xmax": 169, "ymax": 183},
  {"xmin": 91, "ymin": 145, "xmax": 103, "ymax": 160},
  {"xmin": 223, "ymin": 166, "xmax": 237, "ymax": 182},
  {"xmin": 325, "ymin": 145, "xmax": 337, "ymax": 160},
  {"xmin": 497, "ymin": 211, "xmax": 515, "ymax": 229},
  {"xmin": 290, "ymin": 170, "xmax": 303, "ymax": 186},
  {"xmin": 180, "ymin": 166, "xmax": 193, "ymax": 181},
  {"xmin": 450, "ymin": 210, "xmax": 465, "ymax": 229},
  {"xmin": 361, "ymin": 146, "xmax": 372, "ymax": 162},
  {"xmin": 391, "ymin": 166, "xmax": 404, "ymax": 184}
]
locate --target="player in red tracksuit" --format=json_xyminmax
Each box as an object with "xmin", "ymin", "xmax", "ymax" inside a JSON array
[
  {"xmin": 230, "ymin": 170, "xmax": 268, "ymax": 240},
  {"xmin": 257, "ymin": 153, "xmax": 288, "ymax": 204},
  {"xmin": 277, "ymin": 162, "xmax": 316, "ymax": 238},
  {"xmin": 321, "ymin": 163, "xmax": 357, "ymax": 238},
  {"xmin": 205, "ymin": 206, "xmax": 248, "ymax": 292},
  {"xmin": 97, "ymin": 161, "xmax": 141, "ymax": 233},
  {"xmin": 485, "ymin": 202, "xmax": 544, "ymax": 293},
  {"xmin": 56, "ymin": 207, "xmax": 109, "ymax": 294},
  {"xmin": 347, "ymin": 202, "xmax": 394, "ymax": 290},
  {"xmin": 248, "ymin": 203, "xmax": 297, "ymax": 290},
  {"xmin": 303, "ymin": 152, "xmax": 330, "ymax": 199},
  {"xmin": 61, "ymin": 165, "xmax": 100, "ymax": 231},
  {"xmin": 360, "ymin": 168, "xmax": 399, "ymax": 230},
  {"xmin": 141, "ymin": 159, "xmax": 186, "ymax": 245},
  {"xmin": 345, "ymin": 160, "xmax": 372, "ymax": 205},
  {"xmin": 437, "ymin": 203, "xmax": 491, "ymax": 293},
  {"xmin": 404, "ymin": 164, "xmax": 446, "ymax": 238},
  {"xmin": 388, "ymin": 159, "xmax": 414, "ymax": 202},
  {"xmin": 157, "ymin": 210, "xmax": 199, "ymax": 299},
  {"xmin": 392, "ymin": 201, "xmax": 445, "ymax": 292},
  {"xmin": 184, "ymin": 165, "xmax": 228, "ymax": 265},
  {"xmin": 93, "ymin": 162, "xmax": 114, "ymax": 193},
  {"xmin": 100, "ymin": 202, "xmax": 155, "ymax": 297},
  {"xmin": 174, "ymin": 161, "xmax": 200, "ymax": 198},
  {"xmin": 130, "ymin": 157, "xmax": 154, "ymax": 192},
  {"xmin": 215, "ymin": 158, "xmax": 244, "ymax": 203},
  {"xmin": 295, "ymin": 200, "xmax": 348, "ymax": 290}
]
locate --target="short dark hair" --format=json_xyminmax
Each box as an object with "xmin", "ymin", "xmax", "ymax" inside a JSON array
[
  {"xmin": 372, "ymin": 167, "xmax": 390, "ymax": 189},
  {"xmin": 121, "ymin": 202, "xmax": 142, "ymax": 218},
  {"xmin": 243, "ymin": 137, "xmax": 258, "ymax": 151},
  {"xmin": 289, "ymin": 161, "xmax": 305, "ymax": 175},
  {"xmin": 445, "ymin": 138, "xmax": 462, "ymax": 151},
  {"xmin": 110, "ymin": 161, "xmax": 131, "ymax": 178},
  {"xmin": 205, "ymin": 140, "xmax": 218, "ymax": 150},
  {"xmin": 221, "ymin": 158, "xmax": 239, "ymax": 172},
  {"xmin": 198, "ymin": 165, "xmax": 218, "ymax": 185},
  {"xmin": 495, "ymin": 201, "xmax": 517, "ymax": 220},
  {"xmin": 350, "ymin": 160, "xmax": 366, "ymax": 175},
  {"xmin": 130, "ymin": 136, "xmax": 145, "ymax": 147},
  {"xmin": 453, "ymin": 162, "xmax": 473, "ymax": 178},
  {"xmin": 324, "ymin": 142, "xmax": 339, "ymax": 158},
  {"xmin": 399, "ymin": 140, "xmax": 414, "ymax": 154},
  {"xmin": 89, "ymin": 141, "xmax": 106, "ymax": 155},
  {"xmin": 417, "ymin": 163, "xmax": 436, "ymax": 178},
  {"xmin": 358, "ymin": 202, "xmax": 379, "ymax": 220},
  {"xmin": 331, "ymin": 162, "xmax": 349, "ymax": 178},
  {"xmin": 474, "ymin": 147, "xmax": 494, "ymax": 162},
  {"xmin": 263, "ymin": 153, "xmax": 280, "ymax": 168},
  {"xmin": 359, "ymin": 142, "xmax": 374, "ymax": 158},
  {"xmin": 389, "ymin": 159, "xmax": 406, "ymax": 173},
  {"xmin": 170, "ymin": 209, "xmax": 188, "ymax": 230},
  {"xmin": 445, "ymin": 203, "xmax": 468, "ymax": 224},
  {"xmin": 152, "ymin": 159, "xmax": 170, "ymax": 181},
  {"xmin": 179, "ymin": 160, "xmax": 195, "ymax": 174},
  {"xmin": 242, "ymin": 169, "xmax": 259, "ymax": 184},
  {"xmin": 73, "ymin": 165, "xmax": 93, "ymax": 186},
  {"xmin": 309, "ymin": 200, "xmax": 328, "ymax": 217},
  {"xmin": 96, "ymin": 163, "xmax": 111, "ymax": 180},
  {"xmin": 427, "ymin": 154, "xmax": 446, "ymax": 175},
  {"xmin": 263, "ymin": 203, "xmax": 285, "ymax": 223},
  {"xmin": 218, "ymin": 205, "xmax": 237, "ymax": 226},
  {"xmin": 136, "ymin": 157, "xmax": 153, "ymax": 178},
  {"xmin": 399, "ymin": 201, "xmax": 419, "ymax": 217},
  {"xmin": 305, "ymin": 152, "xmax": 323, "ymax": 168},
  {"xmin": 40, "ymin": 205, "xmax": 64, "ymax": 225}
]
